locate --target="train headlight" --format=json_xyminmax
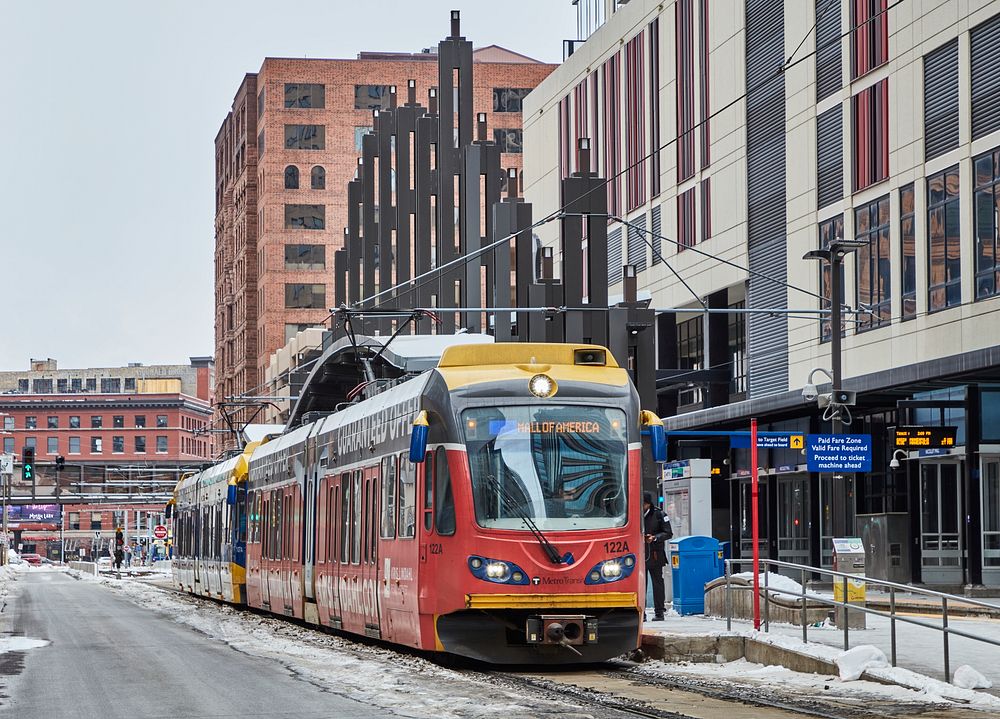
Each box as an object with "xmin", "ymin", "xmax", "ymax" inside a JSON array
[
  {"xmin": 484, "ymin": 561, "xmax": 511, "ymax": 582},
  {"xmin": 601, "ymin": 560, "xmax": 623, "ymax": 579},
  {"xmin": 528, "ymin": 374, "xmax": 557, "ymax": 398}
]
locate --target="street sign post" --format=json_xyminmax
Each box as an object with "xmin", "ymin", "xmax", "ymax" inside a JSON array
[
  {"xmin": 153, "ymin": 525, "xmax": 168, "ymax": 540},
  {"xmin": 806, "ymin": 434, "xmax": 873, "ymax": 472}
]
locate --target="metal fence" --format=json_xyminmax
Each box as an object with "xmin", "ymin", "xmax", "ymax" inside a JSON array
[{"xmin": 723, "ymin": 557, "xmax": 1000, "ymax": 681}]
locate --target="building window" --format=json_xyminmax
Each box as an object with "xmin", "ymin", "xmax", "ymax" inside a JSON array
[
  {"xmin": 492, "ymin": 129, "xmax": 522, "ymax": 153},
  {"xmin": 285, "ymin": 283, "xmax": 326, "ymax": 309},
  {"xmin": 69, "ymin": 512, "xmax": 80, "ymax": 530},
  {"xmin": 677, "ymin": 187, "xmax": 696, "ymax": 250},
  {"xmin": 68, "ymin": 415, "xmax": 80, "ymax": 429},
  {"xmin": 311, "ymin": 166, "xmax": 325, "ymax": 190},
  {"xmin": 284, "ymin": 204, "xmax": 325, "ymax": 230},
  {"xmin": 156, "ymin": 415, "xmax": 168, "ymax": 428},
  {"xmin": 855, "ymin": 195, "xmax": 891, "ymax": 331},
  {"xmin": 124, "ymin": 377, "xmax": 136, "ymax": 392},
  {"xmin": 135, "ymin": 415, "xmax": 146, "ymax": 428},
  {"xmin": 851, "ymin": 0, "xmax": 888, "ymax": 79},
  {"xmin": 257, "ymin": 129, "xmax": 264, "ymax": 157},
  {"xmin": 17, "ymin": 379, "xmax": 28, "ymax": 392},
  {"xmin": 156, "ymin": 436, "xmax": 168, "ymax": 453},
  {"xmin": 819, "ymin": 214, "xmax": 845, "ymax": 342},
  {"xmin": 113, "ymin": 415, "xmax": 124, "ymax": 428},
  {"xmin": 492, "ymin": 88, "xmax": 531, "ymax": 113},
  {"xmin": 927, "ymin": 166, "xmax": 961, "ymax": 312},
  {"xmin": 135, "ymin": 436, "xmax": 146, "ymax": 453},
  {"xmin": 284, "ymin": 244, "xmax": 325, "ymax": 270},
  {"xmin": 729, "ymin": 300, "xmax": 747, "ymax": 395},
  {"xmin": 900, "ymin": 184, "xmax": 917, "ymax": 320},
  {"xmin": 2, "ymin": 438, "xmax": 12, "ymax": 454},
  {"xmin": 101, "ymin": 377, "xmax": 120, "ymax": 393},
  {"xmin": 625, "ymin": 29, "xmax": 646, "ymax": 210},
  {"xmin": 284, "ymin": 83, "xmax": 324, "ymax": 109},
  {"xmin": 257, "ymin": 88, "xmax": 265, "ymax": 118},
  {"xmin": 852, "ymin": 79, "xmax": 888, "ymax": 191},
  {"xmin": 677, "ymin": 316, "xmax": 704, "ymax": 407},
  {"xmin": 91, "ymin": 416, "xmax": 102, "ymax": 428},
  {"xmin": 602, "ymin": 52, "xmax": 622, "ymax": 217},
  {"xmin": 354, "ymin": 85, "xmax": 392, "ymax": 110},
  {"xmin": 91, "ymin": 437, "xmax": 102, "ymax": 453},
  {"xmin": 33, "ymin": 378, "xmax": 53, "ymax": 393},
  {"xmin": 974, "ymin": 147, "xmax": 1000, "ymax": 300},
  {"xmin": 354, "ymin": 126, "xmax": 371, "ymax": 152},
  {"xmin": 284, "ymin": 125, "xmax": 324, "ymax": 150},
  {"xmin": 46, "ymin": 437, "xmax": 58, "ymax": 454},
  {"xmin": 112, "ymin": 436, "xmax": 125, "ymax": 453},
  {"xmin": 700, "ymin": 178, "xmax": 712, "ymax": 243},
  {"xmin": 284, "ymin": 165, "xmax": 299, "ymax": 189},
  {"xmin": 69, "ymin": 437, "xmax": 80, "ymax": 454},
  {"xmin": 2, "ymin": 416, "xmax": 12, "ymax": 430},
  {"xmin": 57, "ymin": 378, "xmax": 68, "ymax": 393},
  {"xmin": 676, "ymin": 0, "xmax": 695, "ymax": 182},
  {"xmin": 649, "ymin": 18, "xmax": 661, "ymax": 196},
  {"xmin": 46, "ymin": 416, "xmax": 57, "ymax": 429},
  {"xmin": 25, "ymin": 416, "xmax": 37, "ymax": 429},
  {"xmin": 24, "ymin": 437, "xmax": 36, "ymax": 449},
  {"xmin": 91, "ymin": 512, "xmax": 102, "ymax": 530}
]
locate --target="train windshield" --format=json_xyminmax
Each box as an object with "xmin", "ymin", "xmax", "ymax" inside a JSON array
[{"xmin": 463, "ymin": 405, "xmax": 628, "ymax": 531}]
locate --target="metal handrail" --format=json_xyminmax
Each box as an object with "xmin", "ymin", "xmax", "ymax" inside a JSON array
[{"xmin": 723, "ymin": 557, "xmax": 1000, "ymax": 682}]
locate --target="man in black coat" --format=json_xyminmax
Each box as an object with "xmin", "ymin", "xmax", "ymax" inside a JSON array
[{"xmin": 643, "ymin": 491, "xmax": 673, "ymax": 621}]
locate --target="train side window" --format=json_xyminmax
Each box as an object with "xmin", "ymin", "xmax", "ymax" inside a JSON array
[
  {"xmin": 398, "ymin": 453, "xmax": 416, "ymax": 539},
  {"xmin": 423, "ymin": 450, "xmax": 434, "ymax": 532},
  {"xmin": 380, "ymin": 456, "xmax": 396, "ymax": 538},
  {"xmin": 435, "ymin": 446, "xmax": 455, "ymax": 536},
  {"xmin": 352, "ymin": 470, "xmax": 362, "ymax": 564},
  {"xmin": 340, "ymin": 474, "xmax": 351, "ymax": 563}
]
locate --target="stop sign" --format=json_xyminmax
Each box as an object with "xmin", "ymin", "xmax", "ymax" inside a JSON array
[{"xmin": 153, "ymin": 525, "xmax": 168, "ymax": 540}]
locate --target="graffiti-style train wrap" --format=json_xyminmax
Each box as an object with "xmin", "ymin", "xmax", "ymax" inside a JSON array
[{"xmin": 172, "ymin": 342, "xmax": 667, "ymax": 664}]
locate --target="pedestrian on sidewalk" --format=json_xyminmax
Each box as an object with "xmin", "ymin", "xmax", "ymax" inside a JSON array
[{"xmin": 643, "ymin": 491, "xmax": 673, "ymax": 622}]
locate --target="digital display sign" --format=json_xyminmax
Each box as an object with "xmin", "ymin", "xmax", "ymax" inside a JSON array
[
  {"xmin": 894, "ymin": 426, "xmax": 958, "ymax": 449},
  {"xmin": 6, "ymin": 504, "xmax": 61, "ymax": 523},
  {"xmin": 487, "ymin": 419, "xmax": 604, "ymax": 435}
]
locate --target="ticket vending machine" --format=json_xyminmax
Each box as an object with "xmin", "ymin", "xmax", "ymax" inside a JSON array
[{"xmin": 659, "ymin": 459, "xmax": 713, "ymax": 605}]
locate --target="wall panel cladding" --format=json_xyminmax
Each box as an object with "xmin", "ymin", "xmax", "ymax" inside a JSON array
[
  {"xmin": 607, "ymin": 227, "xmax": 623, "ymax": 286},
  {"xmin": 815, "ymin": 0, "xmax": 843, "ymax": 101},
  {"xmin": 817, "ymin": 106, "xmax": 843, "ymax": 208},
  {"xmin": 745, "ymin": 0, "xmax": 788, "ymax": 398},
  {"xmin": 651, "ymin": 205, "xmax": 662, "ymax": 264},
  {"xmin": 971, "ymin": 13, "xmax": 1000, "ymax": 140},
  {"xmin": 923, "ymin": 38, "xmax": 959, "ymax": 161},
  {"xmin": 627, "ymin": 214, "xmax": 648, "ymax": 272}
]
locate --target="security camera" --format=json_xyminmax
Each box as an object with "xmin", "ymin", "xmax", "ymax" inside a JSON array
[{"xmin": 802, "ymin": 383, "xmax": 818, "ymax": 402}]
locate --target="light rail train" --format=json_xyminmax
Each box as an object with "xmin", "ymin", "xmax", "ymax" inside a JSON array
[{"xmin": 172, "ymin": 341, "xmax": 666, "ymax": 663}]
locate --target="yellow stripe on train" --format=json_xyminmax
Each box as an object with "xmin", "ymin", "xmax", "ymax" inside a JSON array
[{"xmin": 465, "ymin": 592, "xmax": 638, "ymax": 610}]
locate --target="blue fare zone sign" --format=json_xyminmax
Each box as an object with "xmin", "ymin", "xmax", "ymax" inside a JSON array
[{"xmin": 806, "ymin": 434, "xmax": 872, "ymax": 472}]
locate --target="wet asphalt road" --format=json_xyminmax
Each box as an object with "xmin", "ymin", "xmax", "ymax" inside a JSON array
[{"xmin": 0, "ymin": 571, "xmax": 390, "ymax": 718}]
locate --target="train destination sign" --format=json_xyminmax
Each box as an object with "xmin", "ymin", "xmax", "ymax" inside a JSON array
[
  {"xmin": 894, "ymin": 426, "xmax": 957, "ymax": 449},
  {"xmin": 806, "ymin": 434, "xmax": 872, "ymax": 472}
]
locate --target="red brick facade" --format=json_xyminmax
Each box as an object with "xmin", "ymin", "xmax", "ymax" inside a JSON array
[{"xmin": 214, "ymin": 48, "xmax": 555, "ymax": 445}]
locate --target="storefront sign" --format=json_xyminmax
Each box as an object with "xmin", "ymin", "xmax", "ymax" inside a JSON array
[{"xmin": 806, "ymin": 434, "xmax": 872, "ymax": 472}]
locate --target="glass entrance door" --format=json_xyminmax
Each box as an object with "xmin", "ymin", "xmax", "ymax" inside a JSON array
[
  {"xmin": 982, "ymin": 459, "xmax": 1000, "ymax": 586},
  {"xmin": 920, "ymin": 462, "xmax": 963, "ymax": 584},
  {"xmin": 776, "ymin": 474, "xmax": 810, "ymax": 573},
  {"xmin": 739, "ymin": 477, "xmax": 767, "ymax": 559}
]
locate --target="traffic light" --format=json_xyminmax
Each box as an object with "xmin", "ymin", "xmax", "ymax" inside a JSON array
[
  {"xmin": 22, "ymin": 447, "xmax": 34, "ymax": 482},
  {"xmin": 55, "ymin": 455, "xmax": 65, "ymax": 471},
  {"xmin": 115, "ymin": 528, "xmax": 124, "ymax": 547}
]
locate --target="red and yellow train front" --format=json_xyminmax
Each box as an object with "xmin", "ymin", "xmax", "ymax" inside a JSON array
[{"xmin": 417, "ymin": 343, "xmax": 646, "ymax": 664}]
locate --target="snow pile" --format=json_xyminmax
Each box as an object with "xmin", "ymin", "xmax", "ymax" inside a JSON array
[
  {"xmin": 0, "ymin": 636, "xmax": 49, "ymax": 653},
  {"xmin": 836, "ymin": 645, "xmax": 888, "ymax": 681},
  {"xmin": 953, "ymin": 664, "xmax": 993, "ymax": 690},
  {"xmin": 732, "ymin": 572, "xmax": 826, "ymax": 601}
]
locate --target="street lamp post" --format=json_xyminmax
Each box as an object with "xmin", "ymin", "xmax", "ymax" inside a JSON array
[{"xmin": 804, "ymin": 239, "xmax": 866, "ymax": 537}]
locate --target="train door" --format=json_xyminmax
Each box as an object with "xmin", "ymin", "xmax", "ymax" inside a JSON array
[
  {"xmin": 287, "ymin": 483, "xmax": 303, "ymax": 615},
  {"xmin": 303, "ymin": 441, "xmax": 319, "ymax": 603},
  {"xmin": 361, "ymin": 464, "xmax": 381, "ymax": 637},
  {"xmin": 268, "ymin": 489, "xmax": 283, "ymax": 610},
  {"xmin": 192, "ymin": 505, "xmax": 201, "ymax": 590},
  {"xmin": 338, "ymin": 471, "xmax": 362, "ymax": 632},
  {"xmin": 258, "ymin": 492, "xmax": 270, "ymax": 609}
]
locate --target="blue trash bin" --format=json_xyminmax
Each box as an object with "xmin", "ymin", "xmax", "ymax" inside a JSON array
[{"xmin": 669, "ymin": 535, "xmax": 723, "ymax": 615}]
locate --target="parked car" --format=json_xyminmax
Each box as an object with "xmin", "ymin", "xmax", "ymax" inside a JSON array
[{"xmin": 20, "ymin": 553, "xmax": 43, "ymax": 566}]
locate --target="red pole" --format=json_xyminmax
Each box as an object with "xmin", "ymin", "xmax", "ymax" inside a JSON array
[{"xmin": 751, "ymin": 417, "xmax": 761, "ymax": 630}]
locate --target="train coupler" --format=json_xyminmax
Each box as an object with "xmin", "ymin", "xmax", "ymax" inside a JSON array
[{"xmin": 525, "ymin": 614, "xmax": 599, "ymax": 647}]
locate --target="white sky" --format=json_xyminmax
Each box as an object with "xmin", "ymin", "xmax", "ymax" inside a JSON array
[{"xmin": 0, "ymin": 1, "xmax": 576, "ymax": 371}]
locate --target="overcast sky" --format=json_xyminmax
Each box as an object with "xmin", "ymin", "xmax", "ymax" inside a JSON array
[{"xmin": 0, "ymin": 1, "xmax": 575, "ymax": 371}]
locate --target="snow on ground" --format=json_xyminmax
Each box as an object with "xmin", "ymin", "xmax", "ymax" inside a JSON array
[
  {"xmin": 96, "ymin": 577, "xmax": 594, "ymax": 719},
  {"xmin": 644, "ymin": 611, "xmax": 1000, "ymax": 709}
]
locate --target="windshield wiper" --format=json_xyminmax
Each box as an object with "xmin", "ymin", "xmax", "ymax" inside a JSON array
[{"xmin": 483, "ymin": 474, "xmax": 574, "ymax": 565}]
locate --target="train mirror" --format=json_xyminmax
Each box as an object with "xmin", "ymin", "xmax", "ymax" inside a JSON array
[
  {"xmin": 640, "ymin": 410, "xmax": 667, "ymax": 463},
  {"xmin": 410, "ymin": 410, "xmax": 429, "ymax": 463},
  {"xmin": 226, "ymin": 482, "xmax": 237, "ymax": 505}
]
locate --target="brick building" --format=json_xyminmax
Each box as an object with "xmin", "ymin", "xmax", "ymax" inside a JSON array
[{"xmin": 214, "ymin": 43, "xmax": 556, "ymax": 446}]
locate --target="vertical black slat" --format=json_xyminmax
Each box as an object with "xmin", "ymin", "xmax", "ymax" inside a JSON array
[
  {"xmin": 627, "ymin": 214, "xmax": 647, "ymax": 272},
  {"xmin": 815, "ymin": 0, "xmax": 842, "ymax": 101},
  {"xmin": 361, "ymin": 132, "xmax": 378, "ymax": 313},
  {"xmin": 745, "ymin": 0, "xmax": 788, "ymax": 398},
  {"xmin": 972, "ymin": 14, "xmax": 1000, "ymax": 140},
  {"xmin": 607, "ymin": 227, "xmax": 623, "ymax": 286},
  {"xmin": 923, "ymin": 38, "xmax": 959, "ymax": 161},
  {"xmin": 414, "ymin": 112, "xmax": 436, "ymax": 315},
  {"xmin": 651, "ymin": 205, "xmax": 662, "ymax": 265},
  {"xmin": 346, "ymin": 179, "xmax": 362, "ymax": 305},
  {"xmin": 377, "ymin": 109, "xmax": 396, "ymax": 332},
  {"xmin": 817, "ymin": 105, "xmax": 843, "ymax": 208}
]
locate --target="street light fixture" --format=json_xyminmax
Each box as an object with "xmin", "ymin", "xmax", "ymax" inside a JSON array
[{"xmin": 889, "ymin": 449, "xmax": 908, "ymax": 469}]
